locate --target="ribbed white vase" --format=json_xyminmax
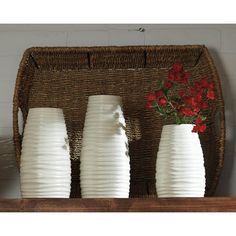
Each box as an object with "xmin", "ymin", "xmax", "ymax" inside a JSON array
[
  {"xmin": 20, "ymin": 108, "xmax": 71, "ymax": 198},
  {"xmin": 156, "ymin": 124, "xmax": 205, "ymax": 197},
  {"xmin": 80, "ymin": 95, "xmax": 130, "ymax": 198}
]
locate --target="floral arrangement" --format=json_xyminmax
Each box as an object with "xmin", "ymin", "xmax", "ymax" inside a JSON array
[{"xmin": 145, "ymin": 63, "xmax": 216, "ymax": 133}]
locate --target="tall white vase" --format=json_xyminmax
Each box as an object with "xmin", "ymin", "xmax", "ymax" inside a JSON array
[
  {"xmin": 156, "ymin": 124, "xmax": 205, "ymax": 197},
  {"xmin": 20, "ymin": 108, "xmax": 71, "ymax": 198},
  {"xmin": 80, "ymin": 95, "xmax": 130, "ymax": 198}
]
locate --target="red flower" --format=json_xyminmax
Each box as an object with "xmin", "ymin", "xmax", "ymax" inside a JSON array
[
  {"xmin": 207, "ymin": 90, "xmax": 215, "ymax": 100},
  {"xmin": 147, "ymin": 93, "xmax": 156, "ymax": 102},
  {"xmin": 168, "ymin": 63, "xmax": 189, "ymax": 84},
  {"xmin": 208, "ymin": 83, "xmax": 214, "ymax": 89},
  {"xmin": 193, "ymin": 106, "xmax": 200, "ymax": 113},
  {"xmin": 145, "ymin": 102, "xmax": 153, "ymax": 109},
  {"xmin": 158, "ymin": 97, "xmax": 167, "ymax": 106},
  {"xmin": 194, "ymin": 92, "xmax": 203, "ymax": 103},
  {"xmin": 192, "ymin": 117, "xmax": 207, "ymax": 133},
  {"xmin": 172, "ymin": 63, "xmax": 183, "ymax": 73},
  {"xmin": 168, "ymin": 71, "xmax": 189, "ymax": 84},
  {"xmin": 178, "ymin": 90, "xmax": 186, "ymax": 97},
  {"xmin": 193, "ymin": 82, "xmax": 202, "ymax": 93},
  {"xmin": 200, "ymin": 78, "xmax": 209, "ymax": 88},
  {"xmin": 155, "ymin": 90, "xmax": 164, "ymax": 97},
  {"xmin": 200, "ymin": 78, "xmax": 214, "ymax": 89},
  {"xmin": 195, "ymin": 117, "xmax": 203, "ymax": 125},
  {"xmin": 164, "ymin": 81, "xmax": 173, "ymax": 89},
  {"xmin": 168, "ymin": 71, "xmax": 175, "ymax": 81},
  {"xmin": 179, "ymin": 107, "xmax": 196, "ymax": 117},
  {"xmin": 198, "ymin": 101, "xmax": 208, "ymax": 109},
  {"xmin": 180, "ymin": 71, "xmax": 189, "ymax": 84},
  {"xmin": 192, "ymin": 124, "xmax": 206, "ymax": 133},
  {"xmin": 184, "ymin": 97, "xmax": 197, "ymax": 107},
  {"xmin": 199, "ymin": 124, "xmax": 207, "ymax": 132},
  {"xmin": 192, "ymin": 126, "xmax": 198, "ymax": 132}
]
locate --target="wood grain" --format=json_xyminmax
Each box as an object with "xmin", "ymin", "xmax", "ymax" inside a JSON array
[{"xmin": 0, "ymin": 198, "xmax": 236, "ymax": 212}]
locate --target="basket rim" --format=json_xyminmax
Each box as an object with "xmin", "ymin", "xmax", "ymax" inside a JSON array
[{"xmin": 24, "ymin": 44, "xmax": 206, "ymax": 54}]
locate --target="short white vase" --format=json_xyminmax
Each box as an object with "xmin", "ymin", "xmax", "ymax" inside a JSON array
[
  {"xmin": 20, "ymin": 108, "xmax": 71, "ymax": 198},
  {"xmin": 156, "ymin": 124, "xmax": 205, "ymax": 197}
]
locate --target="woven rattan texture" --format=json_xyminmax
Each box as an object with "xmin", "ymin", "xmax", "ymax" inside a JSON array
[{"xmin": 13, "ymin": 46, "xmax": 225, "ymax": 198}]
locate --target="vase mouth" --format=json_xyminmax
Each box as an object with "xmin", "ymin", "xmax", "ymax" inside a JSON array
[
  {"xmin": 88, "ymin": 95, "xmax": 122, "ymax": 102},
  {"xmin": 28, "ymin": 108, "xmax": 63, "ymax": 114},
  {"xmin": 29, "ymin": 107, "xmax": 62, "ymax": 111},
  {"xmin": 162, "ymin": 124, "xmax": 195, "ymax": 132},
  {"xmin": 163, "ymin": 124, "xmax": 194, "ymax": 128}
]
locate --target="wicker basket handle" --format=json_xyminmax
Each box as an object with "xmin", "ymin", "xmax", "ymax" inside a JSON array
[
  {"xmin": 214, "ymin": 109, "xmax": 222, "ymax": 137},
  {"xmin": 13, "ymin": 104, "xmax": 23, "ymax": 167},
  {"xmin": 13, "ymin": 49, "xmax": 32, "ymax": 167},
  {"xmin": 212, "ymin": 108, "xmax": 225, "ymax": 194}
]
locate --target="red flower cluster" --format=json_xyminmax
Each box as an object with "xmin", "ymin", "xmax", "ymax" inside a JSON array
[
  {"xmin": 146, "ymin": 90, "xmax": 167, "ymax": 108},
  {"xmin": 168, "ymin": 63, "xmax": 190, "ymax": 84},
  {"xmin": 178, "ymin": 78, "xmax": 214, "ymax": 117},
  {"xmin": 192, "ymin": 117, "xmax": 206, "ymax": 133},
  {"xmin": 145, "ymin": 63, "xmax": 216, "ymax": 133}
]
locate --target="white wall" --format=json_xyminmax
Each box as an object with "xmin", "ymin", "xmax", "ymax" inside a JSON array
[{"xmin": 0, "ymin": 24, "xmax": 235, "ymax": 197}]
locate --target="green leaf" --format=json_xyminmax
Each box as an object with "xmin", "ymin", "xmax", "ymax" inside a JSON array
[
  {"xmin": 175, "ymin": 114, "xmax": 181, "ymax": 124},
  {"xmin": 157, "ymin": 78, "xmax": 164, "ymax": 90}
]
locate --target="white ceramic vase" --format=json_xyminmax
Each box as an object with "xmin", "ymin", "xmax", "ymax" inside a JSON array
[
  {"xmin": 80, "ymin": 95, "xmax": 130, "ymax": 198},
  {"xmin": 20, "ymin": 108, "xmax": 71, "ymax": 198},
  {"xmin": 156, "ymin": 124, "xmax": 205, "ymax": 197}
]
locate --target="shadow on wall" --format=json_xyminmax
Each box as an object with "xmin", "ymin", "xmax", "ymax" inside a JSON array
[
  {"xmin": 210, "ymin": 48, "xmax": 236, "ymax": 196},
  {"xmin": 0, "ymin": 138, "xmax": 21, "ymax": 198}
]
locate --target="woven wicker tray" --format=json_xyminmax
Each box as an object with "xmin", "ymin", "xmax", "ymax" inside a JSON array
[{"xmin": 13, "ymin": 45, "xmax": 225, "ymax": 197}]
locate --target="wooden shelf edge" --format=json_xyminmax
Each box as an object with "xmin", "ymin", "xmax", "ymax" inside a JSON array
[{"xmin": 0, "ymin": 197, "xmax": 236, "ymax": 212}]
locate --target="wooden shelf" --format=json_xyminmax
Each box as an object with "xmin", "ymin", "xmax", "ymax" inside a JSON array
[{"xmin": 0, "ymin": 198, "xmax": 236, "ymax": 212}]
